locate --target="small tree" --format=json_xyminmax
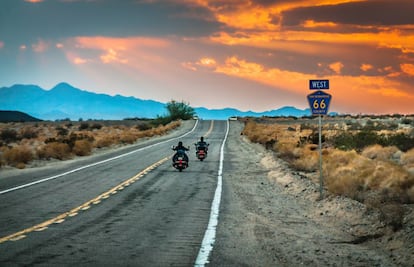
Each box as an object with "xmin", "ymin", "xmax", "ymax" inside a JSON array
[{"xmin": 166, "ymin": 100, "xmax": 195, "ymax": 121}]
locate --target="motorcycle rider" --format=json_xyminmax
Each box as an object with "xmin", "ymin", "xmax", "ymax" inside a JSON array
[
  {"xmin": 172, "ymin": 141, "xmax": 189, "ymax": 166},
  {"xmin": 195, "ymin": 136, "xmax": 209, "ymax": 154}
]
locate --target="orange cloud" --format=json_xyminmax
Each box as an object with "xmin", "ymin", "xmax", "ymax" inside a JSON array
[
  {"xmin": 302, "ymin": 20, "xmax": 337, "ymax": 28},
  {"xmin": 361, "ymin": 63, "xmax": 373, "ymax": 71},
  {"xmin": 71, "ymin": 36, "xmax": 170, "ymax": 66},
  {"xmin": 210, "ymin": 56, "xmax": 414, "ymax": 113},
  {"xmin": 24, "ymin": 0, "xmax": 43, "ymax": 2},
  {"xmin": 100, "ymin": 48, "xmax": 128, "ymax": 64},
  {"xmin": 329, "ymin": 62, "xmax": 344, "ymax": 74},
  {"xmin": 400, "ymin": 64, "xmax": 414, "ymax": 76},
  {"xmin": 73, "ymin": 57, "xmax": 88, "ymax": 65}
]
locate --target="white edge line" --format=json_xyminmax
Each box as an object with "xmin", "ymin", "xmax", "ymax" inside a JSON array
[
  {"xmin": 194, "ymin": 119, "xmax": 229, "ymax": 267},
  {"xmin": 0, "ymin": 120, "xmax": 199, "ymax": 195}
]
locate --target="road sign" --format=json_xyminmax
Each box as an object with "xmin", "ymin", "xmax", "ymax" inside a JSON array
[
  {"xmin": 309, "ymin": 79, "xmax": 329, "ymax": 90},
  {"xmin": 307, "ymin": 90, "xmax": 332, "ymax": 115}
]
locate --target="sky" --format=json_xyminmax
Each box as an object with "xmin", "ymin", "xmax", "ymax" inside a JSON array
[{"xmin": 1, "ymin": 0, "xmax": 414, "ymax": 114}]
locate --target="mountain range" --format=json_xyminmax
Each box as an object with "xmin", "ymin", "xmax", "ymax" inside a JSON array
[{"xmin": 0, "ymin": 83, "xmax": 311, "ymax": 120}]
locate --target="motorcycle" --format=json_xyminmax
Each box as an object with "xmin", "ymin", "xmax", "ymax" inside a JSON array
[
  {"xmin": 195, "ymin": 143, "xmax": 209, "ymax": 161},
  {"xmin": 172, "ymin": 146, "xmax": 189, "ymax": 172}
]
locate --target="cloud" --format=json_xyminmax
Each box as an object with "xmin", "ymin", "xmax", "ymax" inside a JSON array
[
  {"xmin": 73, "ymin": 57, "xmax": 88, "ymax": 65},
  {"xmin": 281, "ymin": 1, "xmax": 414, "ymax": 27},
  {"xmin": 208, "ymin": 56, "xmax": 414, "ymax": 113},
  {"xmin": 361, "ymin": 63, "xmax": 373, "ymax": 72},
  {"xmin": 100, "ymin": 48, "xmax": 128, "ymax": 64},
  {"xmin": 32, "ymin": 39, "xmax": 48, "ymax": 53},
  {"xmin": 0, "ymin": 41, "xmax": 4, "ymax": 49},
  {"xmin": 401, "ymin": 64, "xmax": 414, "ymax": 76},
  {"xmin": 2, "ymin": 0, "xmax": 221, "ymax": 45},
  {"xmin": 329, "ymin": 62, "xmax": 344, "ymax": 74}
]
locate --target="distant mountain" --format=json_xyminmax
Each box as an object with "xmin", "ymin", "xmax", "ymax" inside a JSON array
[
  {"xmin": 0, "ymin": 111, "xmax": 42, "ymax": 122},
  {"xmin": 0, "ymin": 83, "xmax": 311, "ymax": 120},
  {"xmin": 194, "ymin": 106, "xmax": 310, "ymax": 120},
  {"xmin": 0, "ymin": 83, "xmax": 167, "ymax": 120}
]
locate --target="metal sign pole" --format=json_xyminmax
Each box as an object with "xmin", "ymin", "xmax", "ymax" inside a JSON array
[
  {"xmin": 308, "ymin": 79, "xmax": 331, "ymax": 200},
  {"xmin": 318, "ymin": 115, "xmax": 323, "ymax": 199}
]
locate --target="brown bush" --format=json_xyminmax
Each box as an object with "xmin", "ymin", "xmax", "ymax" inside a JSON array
[
  {"xmin": 37, "ymin": 142, "xmax": 71, "ymax": 160},
  {"xmin": 291, "ymin": 144, "xmax": 319, "ymax": 172},
  {"xmin": 95, "ymin": 136, "xmax": 116, "ymax": 148},
  {"xmin": 119, "ymin": 133, "xmax": 138, "ymax": 144},
  {"xmin": 72, "ymin": 139, "xmax": 92, "ymax": 156},
  {"xmin": 401, "ymin": 148, "xmax": 414, "ymax": 172},
  {"xmin": 3, "ymin": 145, "xmax": 33, "ymax": 167},
  {"xmin": 361, "ymin": 144, "xmax": 399, "ymax": 161}
]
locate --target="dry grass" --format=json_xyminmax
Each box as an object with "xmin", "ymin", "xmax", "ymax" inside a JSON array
[
  {"xmin": 72, "ymin": 140, "xmax": 93, "ymax": 156},
  {"xmin": 242, "ymin": 117, "xmax": 414, "ymax": 206},
  {"xmin": 361, "ymin": 144, "xmax": 399, "ymax": 161},
  {"xmin": 2, "ymin": 145, "xmax": 33, "ymax": 168},
  {"xmin": 0, "ymin": 120, "xmax": 181, "ymax": 168},
  {"xmin": 37, "ymin": 142, "xmax": 72, "ymax": 160}
]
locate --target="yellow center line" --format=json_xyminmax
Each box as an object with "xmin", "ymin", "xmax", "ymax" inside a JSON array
[
  {"xmin": 204, "ymin": 120, "xmax": 214, "ymax": 138},
  {"xmin": 0, "ymin": 156, "xmax": 170, "ymax": 244}
]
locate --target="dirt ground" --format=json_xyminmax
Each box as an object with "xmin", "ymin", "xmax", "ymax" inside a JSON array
[{"xmin": 209, "ymin": 121, "xmax": 414, "ymax": 267}]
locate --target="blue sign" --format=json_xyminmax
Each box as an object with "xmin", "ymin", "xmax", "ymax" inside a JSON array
[
  {"xmin": 307, "ymin": 90, "xmax": 332, "ymax": 115},
  {"xmin": 309, "ymin": 79, "xmax": 329, "ymax": 90}
]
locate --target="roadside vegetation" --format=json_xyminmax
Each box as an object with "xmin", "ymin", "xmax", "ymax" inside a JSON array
[
  {"xmin": 241, "ymin": 115, "xmax": 414, "ymax": 230},
  {"xmin": 0, "ymin": 100, "xmax": 194, "ymax": 169}
]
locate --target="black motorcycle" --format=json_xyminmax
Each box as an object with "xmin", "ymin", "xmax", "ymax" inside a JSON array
[
  {"xmin": 195, "ymin": 143, "xmax": 209, "ymax": 161},
  {"xmin": 172, "ymin": 146, "xmax": 189, "ymax": 172}
]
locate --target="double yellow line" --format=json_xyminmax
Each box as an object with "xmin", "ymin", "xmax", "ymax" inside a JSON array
[{"xmin": 0, "ymin": 157, "xmax": 170, "ymax": 244}]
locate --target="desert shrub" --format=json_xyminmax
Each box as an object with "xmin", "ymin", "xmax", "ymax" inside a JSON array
[
  {"xmin": 20, "ymin": 127, "xmax": 38, "ymax": 139},
  {"xmin": 324, "ymin": 148, "xmax": 414, "ymax": 204},
  {"xmin": 291, "ymin": 144, "xmax": 319, "ymax": 172},
  {"xmin": 354, "ymin": 130, "xmax": 383, "ymax": 151},
  {"xmin": 90, "ymin": 123, "xmax": 102, "ymax": 130},
  {"xmin": 3, "ymin": 146, "xmax": 33, "ymax": 167},
  {"xmin": 323, "ymin": 149, "xmax": 370, "ymax": 200},
  {"xmin": 136, "ymin": 123, "xmax": 151, "ymax": 131},
  {"xmin": 95, "ymin": 136, "xmax": 116, "ymax": 148},
  {"xmin": 37, "ymin": 142, "xmax": 71, "ymax": 160},
  {"xmin": 401, "ymin": 148, "xmax": 414, "ymax": 171},
  {"xmin": 1, "ymin": 129, "xmax": 19, "ymax": 143},
  {"xmin": 307, "ymin": 131, "xmax": 325, "ymax": 145},
  {"xmin": 119, "ymin": 133, "xmax": 138, "ymax": 144},
  {"xmin": 361, "ymin": 145, "xmax": 400, "ymax": 161},
  {"xmin": 275, "ymin": 141, "xmax": 297, "ymax": 162},
  {"xmin": 332, "ymin": 131, "xmax": 356, "ymax": 150},
  {"xmin": 56, "ymin": 126, "xmax": 69, "ymax": 136},
  {"xmin": 78, "ymin": 122, "xmax": 89, "ymax": 130},
  {"xmin": 332, "ymin": 130, "xmax": 385, "ymax": 151},
  {"xmin": 385, "ymin": 133, "xmax": 414, "ymax": 152},
  {"xmin": 72, "ymin": 139, "xmax": 92, "ymax": 156},
  {"xmin": 401, "ymin": 118, "xmax": 413, "ymax": 125}
]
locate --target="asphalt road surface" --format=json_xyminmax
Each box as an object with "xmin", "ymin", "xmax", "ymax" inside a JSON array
[{"xmin": 0, "ymin": 119, "xmax": 226, "ymax": 266}]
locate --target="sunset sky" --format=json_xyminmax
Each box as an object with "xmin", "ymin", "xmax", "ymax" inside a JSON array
[{"xmin": 1, "ymin": 0, "xmax": 414, "ymax": 114}]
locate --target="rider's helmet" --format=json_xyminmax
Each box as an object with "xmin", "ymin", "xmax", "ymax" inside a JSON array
[
  {"xmin": 200, "ymin": 137, "xmax": 204, "ymax": 142},
  {"xmin": 178, "ymin": 141, "xmax": 183, "ymax": 146}
]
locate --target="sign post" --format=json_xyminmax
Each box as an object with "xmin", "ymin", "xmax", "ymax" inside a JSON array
[{"xmin": 307, "ymin": 80, "xmax": 331, "ymax": 199}]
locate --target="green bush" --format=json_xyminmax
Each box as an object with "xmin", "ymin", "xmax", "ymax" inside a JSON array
[{"xmin": 385, "ymin": 133, "xmax": 414, "ymax": 152}]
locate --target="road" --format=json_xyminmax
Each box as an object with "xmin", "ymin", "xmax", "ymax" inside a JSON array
[{"xmin": 0, "ymin": 119, "xmax": 227, "ymax": 266}]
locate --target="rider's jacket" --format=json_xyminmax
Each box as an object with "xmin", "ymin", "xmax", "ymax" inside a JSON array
[{"xmin": 196, "ymin": 141, "xmax": 208, "ymax": 151}]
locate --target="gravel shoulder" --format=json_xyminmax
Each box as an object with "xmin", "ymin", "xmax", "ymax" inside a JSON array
[{"xmin": 209, "ymin": 121, "xmax": 414, "ymax": 267}]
